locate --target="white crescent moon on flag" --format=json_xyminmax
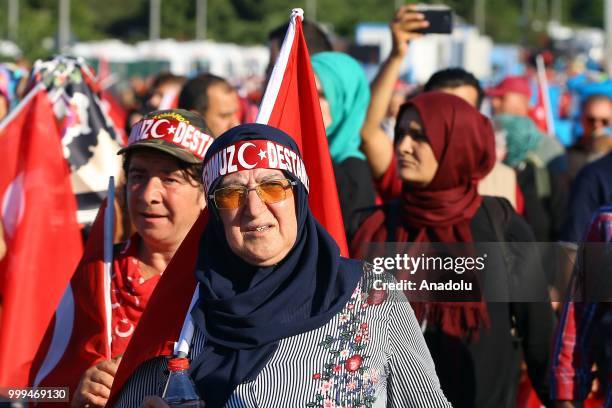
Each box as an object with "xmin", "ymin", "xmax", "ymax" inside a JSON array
[
  {"xmin": 114, "ymin": 319, "xmax": 135, "ymax": 338},
  {"xmin": 1, "ymin": 172, "xmax": 26, "ymax": 239},
  {"xmin": 237, "ymin": 142, "xmax": 257, "ymax": 169},
  {"xmin": 150, "ymin": 119, "xmax": 169, "ymax": 138}
]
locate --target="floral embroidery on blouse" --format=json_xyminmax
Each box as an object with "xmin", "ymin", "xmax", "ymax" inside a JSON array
[{"xmin": 307, "ymin": 283, "xmax": 383, "ymax": 408}]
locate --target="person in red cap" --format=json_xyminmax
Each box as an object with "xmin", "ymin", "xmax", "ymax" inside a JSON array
[
  {"xmin": 487, "ymin": 75, "xmax": 532, "ymax": 117},
  {"xmin": 67, "ymin": 109, "xmax": 213, "ymax": 407},
  {"xmin": 488, "ymin": 76, "xmax": 570, "ymax": 242}
]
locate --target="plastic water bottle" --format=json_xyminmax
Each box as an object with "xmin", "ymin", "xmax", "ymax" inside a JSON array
[{"xmin": 162, "ymin": 357, "xmax": 205, "ymax": 407}]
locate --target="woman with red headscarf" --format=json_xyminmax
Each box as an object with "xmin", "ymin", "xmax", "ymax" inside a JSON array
[{"xmin": 351, "ymin": 92, "xmax": 554, "ymax": 408}]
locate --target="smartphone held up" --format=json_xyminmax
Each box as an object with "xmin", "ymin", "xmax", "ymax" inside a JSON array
[{"xmin": 413, "ymin": 4, "xmax": 453, "ymax": 34}]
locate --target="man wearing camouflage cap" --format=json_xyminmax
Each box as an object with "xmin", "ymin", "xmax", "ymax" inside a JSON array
[{"xmin": 66, "ymin": 109, "xmax": 213, "ymax": 407}]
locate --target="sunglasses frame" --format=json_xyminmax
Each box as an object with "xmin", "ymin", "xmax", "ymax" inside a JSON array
[
  {"xmin": 585, "ymin": 116, "xmax": 611, "ymax": 126},
  {"xmin": 210, "ymin": 178, "xmax": 298, "ymax": 209}
]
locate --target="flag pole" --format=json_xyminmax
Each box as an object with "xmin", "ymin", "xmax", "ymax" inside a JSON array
[
  {"xmin": 535, "ymin": 54, "xmax": 554, "ymax": 135},
  {"xmin": 173, "ymin": 284, "xmax": 200, "ymax": 358},
  {"xmin": 103, "ymin": 176, "xmax": 115, "ymax": 358},
  {"xmin": 256, "ymin": 8, "xmax": 304, "ymax": 125},
  {"xmin": 253, "ymin": 7, "xmax": 349, "ymax": 255}
]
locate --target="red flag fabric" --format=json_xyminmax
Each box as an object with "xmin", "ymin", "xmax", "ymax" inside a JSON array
[
  {"xmin": 91, "ymin": 58, "xmax": 127, "ymax": 144},
  {"xmin": 528, "ymin": 82, "xmax": 550, "ymax": 134},
  {"xmin": 529, "ymin": 58, "xmax": 554, "ymax": 135},
  {"xmin": 102, "ymin": 92, "xmax": 128, "ymax": 146},
  {"xmin": 31, "ymin": 200, "xmax": 109, "ymax": 396},
  {"xmin": 256, "ymin": 9, "xmax": 348, "ymax": 256},
  {"xmin": 0, "ymin": 85, "xmax": 83, "ymax": 387},
  {"xmin": 107, "ymin": 211, "xmax": 207, "ymax": 405}
]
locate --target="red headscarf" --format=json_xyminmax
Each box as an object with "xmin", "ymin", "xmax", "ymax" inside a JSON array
[{"xmin": 352, "ymin": 92, "xmax": 496, "ymax": 338}]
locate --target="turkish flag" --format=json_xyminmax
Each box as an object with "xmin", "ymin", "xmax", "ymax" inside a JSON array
[
  {"xmin": 31, "ymin": 199, "xmax": 110, "ymax": 399},
  {"xmin": 256, "ymin": 9, "xmax": 348, "ymax": 256},
  {"xmin": 107, "ymin": 212, "xmax": 207, "ymax": 405},
  {"xmin": 0, "ymin": 85, "xmax": 83, "ymax": 387},
  {"xmin": 528, "ymin": 84, "xmax": 550, "ymax": 134}
]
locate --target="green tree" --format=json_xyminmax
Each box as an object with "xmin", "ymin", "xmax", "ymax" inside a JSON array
[
  {"xmin": 568, "ymin": 0, "xmax": 603, "ymax": 27},
  {"xmin": 0, "ymin": 0, "xmax": 608, "ymax": 63}
]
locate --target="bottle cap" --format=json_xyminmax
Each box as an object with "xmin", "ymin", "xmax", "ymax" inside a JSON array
[{"xmin": 168, "ymin": 357, "xmax": 190, "ymax": 372}]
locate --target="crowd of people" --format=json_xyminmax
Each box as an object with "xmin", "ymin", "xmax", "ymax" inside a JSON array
[{"xmin": 1, "ymin": 4, "xmax": 612, "ymax": 408}]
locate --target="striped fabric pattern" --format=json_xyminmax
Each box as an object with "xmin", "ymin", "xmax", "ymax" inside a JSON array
[{"xmin": 115, "ymin": 266, "xmax": 451, "ymax": 407}]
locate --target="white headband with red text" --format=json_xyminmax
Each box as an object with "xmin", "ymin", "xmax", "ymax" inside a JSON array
[{"xmin": 202, "ymin": 139, "xmax": 310, "ymax": 193}]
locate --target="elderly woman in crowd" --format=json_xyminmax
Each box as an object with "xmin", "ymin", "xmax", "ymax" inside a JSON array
[
  {"xmin": 351, "ymin": 92, "xmax": 554, "ymax": 408},
  {"xmin": 114, "ymin": 123, "xmax": 451, "ymax": 408}
]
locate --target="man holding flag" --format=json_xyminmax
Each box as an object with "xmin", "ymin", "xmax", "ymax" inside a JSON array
[{"xmin": 34, "ymin": 109, "xmax": 212, "ymax": 407}]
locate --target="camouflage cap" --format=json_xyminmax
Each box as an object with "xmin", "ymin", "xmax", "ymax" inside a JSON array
[{"xmin": 117, "ymin": 109, "xmax": 214, "ymax": 164}]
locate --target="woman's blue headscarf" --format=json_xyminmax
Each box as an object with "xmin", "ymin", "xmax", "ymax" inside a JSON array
[
  {"xmin": 190, "ymin": 123, "xmax": 363, "ymax": 408},
  {"xmin": 311, "ymin": 52, "xmax": 370, "ymax": 163}
]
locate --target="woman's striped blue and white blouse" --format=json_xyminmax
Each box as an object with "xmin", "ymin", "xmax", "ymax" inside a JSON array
[{"xmin": 115, "ymin": 266, "xmax": 451, "ymax": 407}]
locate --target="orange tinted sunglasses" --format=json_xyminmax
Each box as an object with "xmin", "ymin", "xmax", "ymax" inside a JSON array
[{"xmin": 210, "ymin": 179, "xmax": 297, "ymax": 209}]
